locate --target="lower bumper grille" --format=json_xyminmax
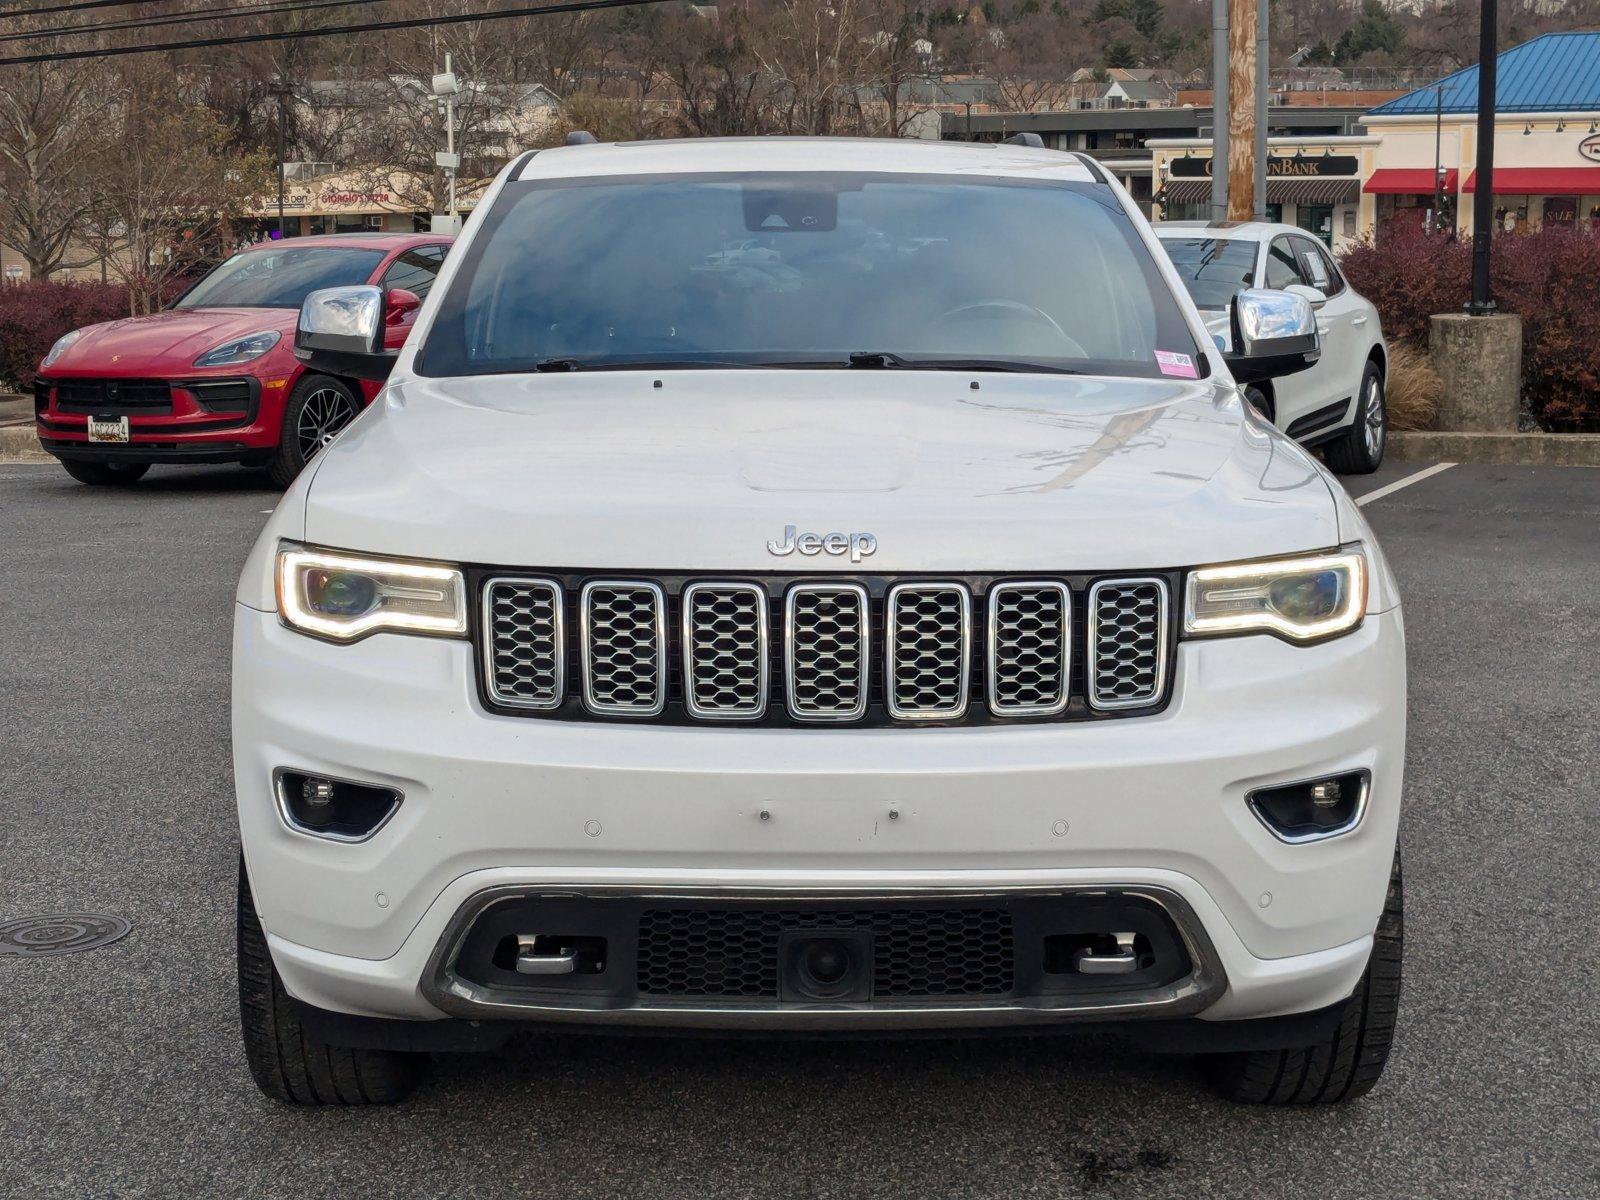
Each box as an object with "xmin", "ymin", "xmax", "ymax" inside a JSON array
[
  {"xmin": 428, "ymin": 888, "xmax": 1221, "ymax": 1027},
  {"xmin": 637, "ymin": 905, "xmax": 1014, "ymax": 998}
]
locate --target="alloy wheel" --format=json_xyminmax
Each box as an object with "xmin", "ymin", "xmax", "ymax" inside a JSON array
[
  {"xmin": 1363, "ymin": 376, "xmax": 1385, "ymax": 459},
  {"xmin": 296, "ymin": 387, "xmax": 356, "ymax": 461}
]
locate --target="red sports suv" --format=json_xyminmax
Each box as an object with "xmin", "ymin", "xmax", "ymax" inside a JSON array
[{"xmin": 34, "ymin": 233, "xmax": 452, "ymax": 487}]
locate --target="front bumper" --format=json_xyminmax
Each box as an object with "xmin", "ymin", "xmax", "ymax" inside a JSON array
[{"xmin": 234, "ymin": 603, "xmax": 1405, "ymax": 1027}]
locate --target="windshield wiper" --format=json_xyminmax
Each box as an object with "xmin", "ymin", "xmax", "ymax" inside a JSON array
[
  {"xmin": 846, "ymin": 353, "xmax": 1081, "ymax": 376},
  {"xmin": 535, "ymin": 358, "xmax": 580, "ymax": 372},
  {"xmin": 848, "ymin": 351, "xmax": 911, "ymax": 369}
]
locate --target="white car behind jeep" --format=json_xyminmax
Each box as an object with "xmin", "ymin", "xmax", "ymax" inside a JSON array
[
  {"xmin": 234, "ymin": 137, "xmax": 1404, "ymax": 1107},
  {"xmin": 1155, "ymin": 221, "xmax": 1389, "ymax": 473}
]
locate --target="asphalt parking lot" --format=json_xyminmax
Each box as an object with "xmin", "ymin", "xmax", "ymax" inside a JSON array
[{"xmin": 1, "ymin": 457, "xmax": 1596, "ymax": 1200}]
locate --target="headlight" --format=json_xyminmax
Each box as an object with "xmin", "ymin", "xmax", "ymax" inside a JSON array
[
  {"xmin": 41, "ymin": 328, "xmax": 83, "ymax": 369},
  {"xmin": 193, "ymin": 329, "xmax": 281, "ymax": 368},
  {"xmin": 1183, "ymin": 547, "xmax": 1367, "ymax": 643},
  {"xmin": 275, "ymin": 544, "xmax": 467, "ymax": 643}
]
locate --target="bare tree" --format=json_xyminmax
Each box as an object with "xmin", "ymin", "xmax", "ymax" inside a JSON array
[
  {"xmin": 987, "ymin": 13, "xmax": 1078, "ymax": 112},
  {"xmin": 82, "ymin": 69, "xmax": 272, "ymax": 314},
  {"xmin": 0, "ymin": 60, "xmax": 115, "ymax": 278}
]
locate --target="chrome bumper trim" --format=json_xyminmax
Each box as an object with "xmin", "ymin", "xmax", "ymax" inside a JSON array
[{"xmin": 420, "ymin": 883, "xmax": 1227, "ymax": 1028}]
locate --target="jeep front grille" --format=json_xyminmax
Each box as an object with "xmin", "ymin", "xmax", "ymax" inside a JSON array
[
  {"xmin": 986, "ymin": 581, "xmax": 1071, "ymax": 717},
  {"xmin": 682, "ymin": 582, "xmax": 768, "ymax": 720},
  {"xmin": 581, "ymin": 581, "xmax": 667, "ymax": 716},
  {"xmin": 785, "ymin": 583, "xmax": 869, "ymax": 722},
  {"xmin": 886, "ymin": 583, "xmax": 970, "ymax": 720},
  {"xmin": 483, "ymin": 578, "xmax": 565, "ymax": 711},
  {"xmin": 1087, "ymin": 578, "xmax": 1170, "ymax": 710},
  {"xmin": 476, "ymin": 571, "xmax": 1176, "ymax": 726}
]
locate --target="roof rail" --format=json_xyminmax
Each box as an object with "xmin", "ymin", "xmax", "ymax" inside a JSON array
[{"xmin": 565, "ymin": 130, "xmax": 598, "ymax": 145}]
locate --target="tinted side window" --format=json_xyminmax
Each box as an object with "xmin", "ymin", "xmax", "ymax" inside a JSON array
[
  {"xmin": 1264, "ymin": 238, "xmax": 1308, "ymax": 289},
  {"xmin": 381, "ymin": 246, "xmax": 446, "ymax": 300}
]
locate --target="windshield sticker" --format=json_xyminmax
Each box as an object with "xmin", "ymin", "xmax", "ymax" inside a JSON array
[{"xmin": 1155, "ymin": 350, "xmax": 1198, "ymax": 379}]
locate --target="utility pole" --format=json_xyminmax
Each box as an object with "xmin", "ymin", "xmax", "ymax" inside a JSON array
[
  {"xmin": 1253, "ymin": 0, "xmax": 1268, "ymax": 220},
  {"xmin": 1209, "ymin": 0, "xmax": 1228, "ymax": 221},
  {"xmin": 432, "ymin": 55, "xmax": 462, "ymax": 234},
  {"xmin": 1467, "ymin": 0, "xmax": 1497, "ymax": 313},
  {"xmin": 1226, "ymin": 0, "xmax": 1257, "ymax": 222}
]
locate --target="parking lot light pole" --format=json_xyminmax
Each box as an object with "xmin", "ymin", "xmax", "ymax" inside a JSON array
[
  {"xmin": 269, "ymin": 79, "xmax": 292, "ymax": 240},
  {"xmin": 1467, "ymin": 0, "xmax": 1497, "ymax": 314}
]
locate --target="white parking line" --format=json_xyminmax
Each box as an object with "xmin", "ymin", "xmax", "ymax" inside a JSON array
[{"xmin": 1356, "ymin": 462, "xmax": 1456, "ymax": 507}]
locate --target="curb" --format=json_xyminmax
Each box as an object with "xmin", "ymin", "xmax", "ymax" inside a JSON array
[
  {"xmin": 1389, "ymin": 431, "xmax": 1600, "ymax": 467},
  {"xmin": 0, "ymin": 426, "xmax": 49, "ymax": 462}
]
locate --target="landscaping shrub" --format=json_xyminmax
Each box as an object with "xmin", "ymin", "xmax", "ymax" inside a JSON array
[
  {"xmin": 0, "ymin": 280, "xmax": 133, "ymax": 393},
  {"xmin": 1383, "ymin": 340, "xmax": 1441, "ymax": 432},
  {"xmin": 1340, "ymin": 224, "xmax": 1600, "ymax": 431}
]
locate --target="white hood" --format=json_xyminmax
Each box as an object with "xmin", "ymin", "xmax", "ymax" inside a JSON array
[{"xmin": 301, "ymin": 370, "xmax": 1340, "ymax": 572}]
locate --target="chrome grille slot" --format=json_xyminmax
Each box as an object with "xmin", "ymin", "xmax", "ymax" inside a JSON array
[
  {"xmin": 581, "ymin": 581, "xmax": 667, "ymax": 716},
  {"xmin": 1088, "ymin": 578, "xmax": 1169, "ymax": 710},
  {"xmin": 682, "ymin": 583, "xmax": 768, "ymax": 720},
  {"xmin": 886, "ymin": 583, "xmax": 970, "ymax": 720},
  {"xmin": 986, "ymin": 581, "xmax": 1071, "ymax": 717},
  {"xmin": 785, "ymin": 583, "xmax": 869, "ymax": 722},
  {"xmin": 483, "ymin": 578, "xmax": 565, "ymax": 710}
]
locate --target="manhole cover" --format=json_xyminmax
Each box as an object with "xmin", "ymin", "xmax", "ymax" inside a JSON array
[{"xmin": 0, "ymin": 913, "xmax": 131, "ymax": 958}]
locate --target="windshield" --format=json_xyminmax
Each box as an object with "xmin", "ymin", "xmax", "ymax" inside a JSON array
[
  {"xmin": 174, "ymin": 245, "xmax": 385, "ymax": 310},
  {"xmin": 1157, "ymin": 236, "xmax": 1258, "ymax": 310},
  {"xmin": 420, "ymin": 172, "xmax": 1203, "ymax": 379}
]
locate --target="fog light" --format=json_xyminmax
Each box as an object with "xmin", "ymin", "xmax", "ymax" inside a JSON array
[
  {"xmin": 274, "ymin": 769, "xmax": 402, "ymax": 842},
  {"xmin": 1309, "ymin": 780, "xmax": 1342, "ymax": 808},
  {"xmin": 1247, "ymin": 770, "xmax": 1369, "ymax": 843}
]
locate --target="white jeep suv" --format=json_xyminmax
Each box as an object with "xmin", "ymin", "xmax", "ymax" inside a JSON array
[{"xmin": 233, "ymin": 137, "xmax": 1404, "ymax": 1107}]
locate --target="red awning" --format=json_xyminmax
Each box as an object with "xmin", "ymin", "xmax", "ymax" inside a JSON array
[
  {"xmin": 1364, "ymin": 168, "xmax": 1458, "ymax": 195},
  {"xmin": 1462, "ymin": 167, "xmax": 1600, "ymax": 193}
]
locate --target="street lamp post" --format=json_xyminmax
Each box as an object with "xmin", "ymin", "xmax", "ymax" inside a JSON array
[
  {"xmin": 269, "ymin": 79, "xmax": 292, "ymax": 240},
  {"xmin": 1467, "ymin": 0, "xmax": 1498, "ymax": 314},
  {"xmin": 431, "ymin": 56, "xmax": 463, "ymax": 233},
  {"xmin": 1433, "ymin": 83, "xmax": 1445, "ymax": 234}
]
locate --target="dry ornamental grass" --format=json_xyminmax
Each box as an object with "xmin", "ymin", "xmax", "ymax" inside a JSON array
[{"xmin": 1383, "ymin": 340, "xmax": 1442, "ymax": 432}]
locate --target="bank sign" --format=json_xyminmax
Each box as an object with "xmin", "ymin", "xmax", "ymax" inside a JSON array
[{"xmin": 1169, "ymin": 154, "xmax": 1361, "ymax": 178}]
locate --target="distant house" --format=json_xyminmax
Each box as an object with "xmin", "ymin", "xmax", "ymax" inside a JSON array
[{"xmin": 1098, "ymin": 79, "xmax": 1176, "ymax": 109}]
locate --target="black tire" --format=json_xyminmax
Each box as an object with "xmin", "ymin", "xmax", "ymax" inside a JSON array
[
  {"xmin": 1205, "ymin": 851, "xmax": 1402, "ymax": 1105},
  {"xmin": 1323, "ymin": 359, "xmax": 1386, "ymax": 475},
  {"xmin": 265, "ymin": 374, "xmax": 361, "ymax": 489},
  {"xmin": 1243, "ymin": 385, "xmax": 1275, "ymax": 424},
  {"xmin": 59, "ymin": 459, "xmax": 150, "ymax": 486},
  {"xmin": 237, "ymin": 857, "xmax": 425, "ymax": 1106}
]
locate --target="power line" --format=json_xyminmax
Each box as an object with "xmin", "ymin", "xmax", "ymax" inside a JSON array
[
  {"xmin": 0, "ymin": 0, "xmax": 146, "ymax": 18},
  {"xmin": 0, "ymin": 0, "xmax": 675, "ymax": 66},
  {"xmin": 0, "ymin": 0, "xmax": 390, "ymax": 45}
]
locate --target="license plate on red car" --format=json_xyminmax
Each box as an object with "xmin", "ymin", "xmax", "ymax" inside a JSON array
[{"xmin": 86, "ymin": 415, "xmax": 130, "ymax": 443}]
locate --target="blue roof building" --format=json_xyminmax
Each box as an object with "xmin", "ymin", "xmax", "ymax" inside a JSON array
[
  {"xmin": 1363, "ymin": 31, "xmax": 1600, "ymax": 238},
  {"xmin": 1368, "ymin": 31, "xmax": 1600, "ymax": 118}
]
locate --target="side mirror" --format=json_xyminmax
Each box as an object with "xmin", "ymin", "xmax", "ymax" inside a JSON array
[
  {"xmin": 1284, "ymin": 283, "xmax": 1328, "ymax": 310},
  {"xmin": 294, "ymin": 285, "xmax": 396, "ymax": 381},
  {"xmin": 384, "ymin": 287, "xmax": 421, "ymax": 324},
  {"xmin": 1224, "ymin": 288, "xmax": 1320, "ymax": 385}
]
